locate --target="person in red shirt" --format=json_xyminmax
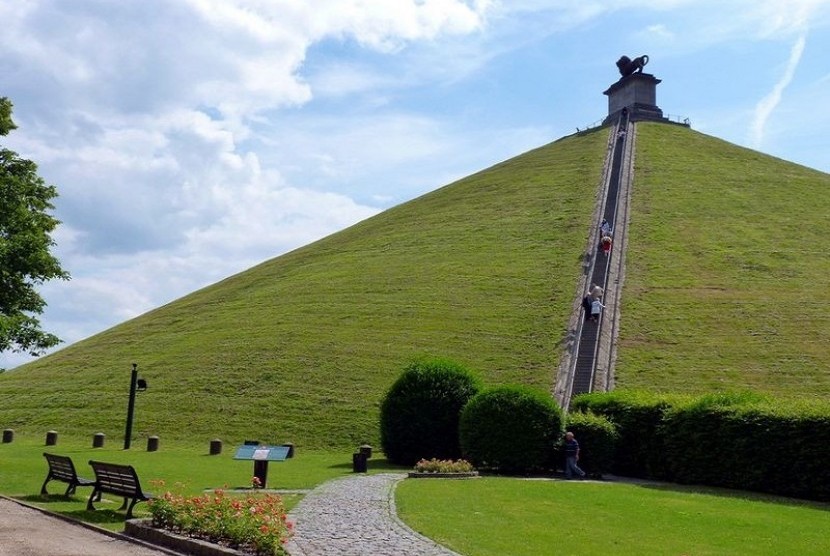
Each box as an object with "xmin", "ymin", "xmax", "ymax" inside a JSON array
[{"xmin": 601, "ymin": 235, "xmax": 612, "ymax": 254}]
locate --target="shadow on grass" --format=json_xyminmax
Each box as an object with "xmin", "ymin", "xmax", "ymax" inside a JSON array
[
  {"xmin": 60, "ymin": 508, "xmax": 128, "ymax": 525},
  {"xmin": 327, "ymin": 458, "xmax": 409, "ymax": 472},
  {"xmin": 327, "ymin": 462, "xmax": 353, "ymax": 470},
  {"xmin": 628, "ymin": 480, "xmax": 830, "ymax": 511},
  {"xmin": 12, "ymin": 495, "xmax": 132, "ymax": 525},
  {"xmin": 17, "ymin": 493, "xmax": 80, "ymax": 504}
]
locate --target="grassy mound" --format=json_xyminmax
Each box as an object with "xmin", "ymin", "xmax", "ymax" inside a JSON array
[
  {"xmin": 0, "ymin": 129, "xmax": 608, "ymax": 448},
  {"xmin": 617, "ymin": 123, "xmax": 830, "ymax": 396},
  {"xmin": 3, "ymin": 121, "xmax": 829, "ymax": 450}
]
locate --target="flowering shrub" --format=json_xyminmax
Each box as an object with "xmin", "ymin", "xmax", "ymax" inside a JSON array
[
  {"xmin": 148, "ymin": 480, "xmax": 292, "ymax": 556},
  {"xmin": 251, "ymin": 476, "xmax": 263, "ymax": 489},
  {"xmin": 413, "ymin": 458, "xmax": 475, "ymax": 473}
]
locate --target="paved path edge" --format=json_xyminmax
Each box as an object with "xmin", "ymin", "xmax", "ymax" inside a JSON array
[
  {"xmin": 0, "ymin": 494, "xmax": 182, "ymax": 556},
  {"xmin": 386, "ymin": 474, "xmax": 463, "ymax": 556}
]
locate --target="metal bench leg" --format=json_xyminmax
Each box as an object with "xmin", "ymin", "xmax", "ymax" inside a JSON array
[
  {"xmin": 40, "ymin": 476, "xmax": 51, "ymax": 496},
  {"xmin": 64, "ymin": 483, "xmax": 74, "ymax": 497},
  {"xmin": 125, "ymin": 499, "xmax": 138, "ymax": 519},
  {"xmin": 87, "ymin": 489, "xmax": 99, "ymax": 511},
  {"xmin": 118, "ymin": 497, "xmax": 128, "ymax": 510}
]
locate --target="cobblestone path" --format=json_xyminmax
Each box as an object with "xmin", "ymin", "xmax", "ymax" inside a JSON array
[{"xmin": 285, "ymin": 473, "xmax": 461, "ymax": 556}]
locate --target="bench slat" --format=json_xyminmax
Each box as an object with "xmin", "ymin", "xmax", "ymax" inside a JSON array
[
  {"xmin": 87, "ymin": 460, "xmax": 152, "ymax": 519},
  {"xmin": 41, "ymin": 453, "xmax": 95, "ymax": 497}
]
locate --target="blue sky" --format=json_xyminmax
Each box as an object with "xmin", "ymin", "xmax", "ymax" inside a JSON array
[{"xmin": 2, "ymin": 0, "xmax": 829, "ymax": 369}]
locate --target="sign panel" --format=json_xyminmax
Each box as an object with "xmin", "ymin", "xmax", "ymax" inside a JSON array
[{"xmin": 233, "ymin": 445, "xmax": 291, "ymax": 461}]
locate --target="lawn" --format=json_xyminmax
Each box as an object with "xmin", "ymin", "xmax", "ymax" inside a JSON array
[
  {"xmin": 0, "ymin": 434, "xmax": 405, "ymax": 531},
  {"xmin": 396, "ymin": 477, "xmax": 830, "ymax": 556},
  {"xmin": 5, "ymin": 434, "xmax": 828, "ymax": 554}
]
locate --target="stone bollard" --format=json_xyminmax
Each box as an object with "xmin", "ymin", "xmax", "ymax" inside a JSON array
[
  {"xmin": 282, "ymin": 442, "xmax": 295, "ymax": 458},
  {"xmin": 352, "ymin": 451, "xmax": 368, "ymax": 473},
  {"xmin": 147, "ymin": 435, "xmax": 159, "ymax": 452},
  {"xmin": 2, "ymin": 429, "xmax": 13, "ymax": 443},
  {"xmin": 243, "ymin": 439, "xmax": 260, "ymax": 446},
  {"xmin": 359, "ymin": 444, "xmax": 372, "ymax": 459},
  {"xmin": 45, "ymin": 430, "xmax": 58, "ymax": 446},
  {"xmin": 92, "ymin": 432, "xmax": 105, "ymax": 448},
  {"xmin": 209, "ymin": 439, "xmax": 223, "ymax": 455}
]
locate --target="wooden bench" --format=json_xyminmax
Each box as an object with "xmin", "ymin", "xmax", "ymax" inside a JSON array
[
  {"xmin": 41, "ymin": 453, "xmax": 96, "ymax": 497},
  {"xmin": 87, "ymin": 460, "xmax": 153, "ymax": 519}
]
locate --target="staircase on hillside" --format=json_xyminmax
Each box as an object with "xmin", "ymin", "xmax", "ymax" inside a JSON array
[{"xmin": 560, "ymin": 111, "xmax": 633, "ymax": 408}]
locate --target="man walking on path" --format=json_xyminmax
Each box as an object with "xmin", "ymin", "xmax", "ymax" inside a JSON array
[{"xmin": 564, "ymin": 431, "xmax": 586, "ymax": 479}]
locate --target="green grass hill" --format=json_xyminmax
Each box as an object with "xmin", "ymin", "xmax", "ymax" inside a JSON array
[
  {"xmin": 1, "ymin": 122, "xmax": 829, "ymax": 449},
  {"xmin": 618, "ymin": 123, "xmax": 830, "ymax": 396},
  {"xmin": 0, "ymin": 128, "xmax": 608, "ymax": 448}
]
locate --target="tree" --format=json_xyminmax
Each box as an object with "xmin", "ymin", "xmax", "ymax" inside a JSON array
[{"xmin": 0, "ymin": 97, "xmax": 69, "ymax": 356}]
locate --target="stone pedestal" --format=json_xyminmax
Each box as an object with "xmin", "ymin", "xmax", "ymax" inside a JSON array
[
  {"xmin": 210, "ymin": 438, "xmax": 223, "ymax": 455},
  {"xmin": 603, "ymin": 73, "xmax": 665, "ymax": 124},
  {"xmin": 147, "ymin": 435, "xmax": 159, "ymax": 452}
]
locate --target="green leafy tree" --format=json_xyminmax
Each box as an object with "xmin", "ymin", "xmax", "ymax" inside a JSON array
[{"xmin": 0, "ymin": 97, "xmax": 69, "ymax": 356}]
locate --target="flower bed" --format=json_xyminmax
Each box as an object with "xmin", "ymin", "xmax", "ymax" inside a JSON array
[
  {"xmin": 407, "ymin": 471, "xmax": 479, "ymax": 479},
  {"xmin": 126, "ymin": 519, "xmax": 246, "ymax": 556},
  {"xmin": 408, "ymin": 458, "xmax": 479, "ymax": 478},
  {"xmin": 146, "ymin": 481, "xmax": 292, "ymax": 556}
]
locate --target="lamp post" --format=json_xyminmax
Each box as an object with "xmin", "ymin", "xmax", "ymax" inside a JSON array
[{"xmin": 124, "ymin": 363, "xmax": 147, "ymax": 450}]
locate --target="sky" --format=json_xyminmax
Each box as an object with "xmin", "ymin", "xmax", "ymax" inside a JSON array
[{"xmin": 2, "ymin": 0, "xmax": 829, "ymax": 369}]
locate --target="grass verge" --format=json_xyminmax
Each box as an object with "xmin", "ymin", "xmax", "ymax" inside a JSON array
[{"xmin": 396, "ymin": 476, "xmax": 830, "ymax": 555}]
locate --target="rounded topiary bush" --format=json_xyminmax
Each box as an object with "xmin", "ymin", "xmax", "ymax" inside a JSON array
[
  {"xmin": 380, "ymin": 357, "xmax": 482, "ymax": 465},
  {"xmin": 459, "ymin": 385, "xmax": 563, "ymax": 473},
  {"xmin": 557, "ymin": 411, "xmax": 618, "ymax": 477}
]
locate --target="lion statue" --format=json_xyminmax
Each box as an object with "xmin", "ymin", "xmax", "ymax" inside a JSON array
[{"xmin": 616, "ymin": 55, "xmax": 649, "ymax": 77}]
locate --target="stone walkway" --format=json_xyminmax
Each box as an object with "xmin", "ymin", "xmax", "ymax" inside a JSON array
[
  {"xmin": 0, "ymin": 497, "xmax": 172, "ymax": 556},
  {"xmin": 285, "ymin": 473, "xmax": 461, "ymax": 556}
]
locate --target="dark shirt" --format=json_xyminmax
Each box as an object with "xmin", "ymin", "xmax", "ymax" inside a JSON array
[
  {"xmin": 565, "ymin": 438, "xmax": 579, "ymax": 457},
  {"xmin": 582, "ymin": 295, "xmax": 592, "ymax": 312}
]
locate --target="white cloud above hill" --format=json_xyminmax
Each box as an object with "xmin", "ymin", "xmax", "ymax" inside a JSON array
[{"xmin": 1, "ymin": 0, "xmax": 829, "ymax": 368}]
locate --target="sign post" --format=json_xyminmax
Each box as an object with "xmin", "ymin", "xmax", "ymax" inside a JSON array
[{"xmin": 233, "ymin": 445, "xmax": 290, "ymax": 489}]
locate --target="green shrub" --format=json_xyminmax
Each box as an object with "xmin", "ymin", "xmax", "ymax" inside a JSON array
[
  {"xmin": 577, "ymin": 389, "xmax": 830, "ymax": 502},
  {"xmin": 559, "ymin": 412, "xmax": 618, "ymax": 477},
  {"xmin": 459, "ymin": 385, "xmax": 563, "ymax": 473},
  {"xmin": 662, "ymin": 398, "xmax": 830, "ymax": 500},
  {"xmin": 571, "ymin": 390, "xmax": 681, "ymax": 479},
  {"xmin": 660, "ymin": 392, "xmax": 770, "ymax": 488},
  {"xmin": 380, "ymin": 357, "xmax": 482, "ymax": 465}
]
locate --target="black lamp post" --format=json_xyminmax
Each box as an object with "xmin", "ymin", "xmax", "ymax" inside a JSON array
[{"xmin": 124, "ymin": 363, "xmax": 147, "ymax": 450}]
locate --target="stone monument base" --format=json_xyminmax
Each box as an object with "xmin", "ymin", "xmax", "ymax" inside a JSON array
[{"xmin": 602, "ymin": 73, "xmax": 667, "ymax": 125}]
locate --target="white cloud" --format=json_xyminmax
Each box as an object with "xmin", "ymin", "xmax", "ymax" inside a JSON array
[
  {"xmin": 3, "ymin": 0, "xmax": 830, "ymax": 371},
  {"xmin": 1, "ymin": 0, "xmax": 496, "ymax": 368},
  {"xmin": 749, "ymin": 34, "xmax": 807, "ymax": 148}
]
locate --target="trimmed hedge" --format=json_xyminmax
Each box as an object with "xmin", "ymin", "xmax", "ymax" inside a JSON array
[
  {"xmin": 379, "ymin": 357, "xmax": 482, "ymax": 465},
  {"xmin": 571, "ymin": 390, "xmax": 681, "ymax": 479},
  {"xmin": 559, "ymin": 412, "xmax": 618, "ymax": 477},
  {"xmin": 460, "ymin": 385, "xmax": 563, "ymax": 473},
  {"xmin": 575, "ymin": 389, "xmax": 830, "ymax": 501},
  {"xmin": 660, "ymin": 391, "xmax": 771, "ymax": 488},
  {"xmin": 662, "ymin": 398, "xmax": 830, "ymax": 500}
]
